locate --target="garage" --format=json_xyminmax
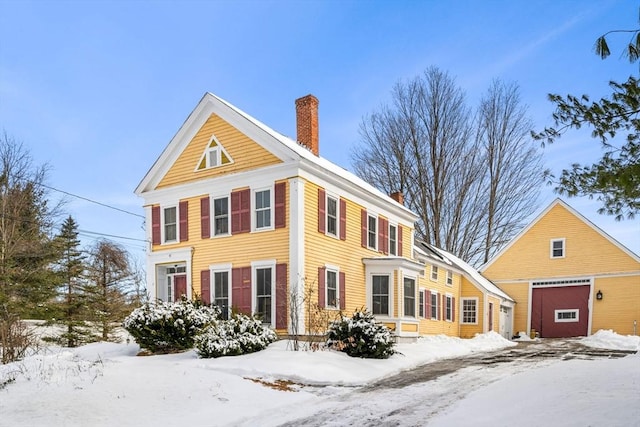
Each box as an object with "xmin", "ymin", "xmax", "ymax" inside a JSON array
[{"xmin": 530, "ymin": 279, "xmax": 591, "ymax": 338}]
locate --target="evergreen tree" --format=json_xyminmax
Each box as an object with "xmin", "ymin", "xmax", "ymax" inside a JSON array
[
  {"xmin": 51, "ymin": 216, "xmax": 91, "ymax": 347},
  {"xmin": 84, "ymin": 239, "xmax": 132, "ymax": 342}
]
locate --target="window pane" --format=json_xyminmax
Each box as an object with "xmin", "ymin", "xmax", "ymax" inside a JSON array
[
  {"xmin": 368, "ymin": 216, "xmax": 377, "ymax": 248},
  {"xmin": 255, "ymin": 190, "xmax": 271, "ymax": 229},
  {"xmin": 327, "ymin": 197, "xmax": 337, "ymax": 236},
  {"xmin": 389, "ymin": 225, "xmax": 397, "ymax": 256},
  {"xmin": 419, "ymin": 291, "xmax": 424, "ymax": 317},
  {"xmin": 208, "ymin": 148, "xmax": 219, "ymax": 167},
  {"xmin": 256, "ymin": 268, "xmax": 272, "ymax": 324},
  {"xmin": 327, "ymin": 271, "xmax": 337, "ymax": 307},
  {"xmin": 431, "ymin": 293, "xmax": 438, "ymax": 318},
  {"xmin": 214, "ymin": 198, "xmax": 229, "ymax": 235},
  {"xmin": 404, "ymin": 278, "xmax": 415, "ymax": 317},
  {"xmin": 372, "ymin": 275, "xmax": 389, "ymax": 315},
  {"xmin": 164, "ymin": 207, "xmax": 177, "ymax": 241}
]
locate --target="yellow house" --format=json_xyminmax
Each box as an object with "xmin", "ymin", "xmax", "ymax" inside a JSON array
[
  {"xmin": 481, "ymin": 199, "xmax": 640, "ymax": 338},
  {"xmin": 135, "ymin": 93, "xmax": 428, "ymax": 338},
  {"xmin": 414, "ymin": 241, "xmax": 515, "ymax": 339}
]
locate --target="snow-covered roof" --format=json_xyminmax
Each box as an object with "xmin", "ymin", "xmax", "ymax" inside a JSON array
[{"xmin": 416, "ymin": 240, "xmax": 513, "ymax": 302}]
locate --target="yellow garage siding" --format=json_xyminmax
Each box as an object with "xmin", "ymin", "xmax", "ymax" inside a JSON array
[
  {"xmin": 483, "ymin": 204, "xmax": 639, "ymax": 281},
  {"xmin": 592, "ymin": 275, "xmax": 640, "ymax": 335},
  {"xmin": 157, "ymin": 113, "xmax": 282, "ymax": 189},
  {"xmin": 496, "ymin": 283, "xmax": 530, "ymax": 334}
]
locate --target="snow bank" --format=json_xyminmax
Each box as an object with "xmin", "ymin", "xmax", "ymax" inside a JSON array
[{"xmin": 580, "ymin": 329, "xmax": 640, "ymax": 351}]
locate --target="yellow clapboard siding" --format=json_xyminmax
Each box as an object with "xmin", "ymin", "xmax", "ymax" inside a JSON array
[
  {"xmin": 483, "ymin": 203, "xmax": 639, "ymax": 280},
  {"xmin": 592, "ymin": 275, "xmax": 640, "ymax": 335},
  {"xmin": 157, "ymin": 113, "xmax": 282, "ymax": 189},
  {"xmin": 459, "ymin": 277, "xmax": 484, "ymax": 338},
  {"xmin": 401, "ymin": 323, "xmax": 418, "ymax": 332},
  {"xmin": 495, "ymin": 282, "xmax": 530, "ymax": 334}
]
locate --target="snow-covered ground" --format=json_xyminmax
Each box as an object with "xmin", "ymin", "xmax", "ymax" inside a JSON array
[{"xmin": 1, "ymin": 330, "xmax": 638, "ymax": 426}]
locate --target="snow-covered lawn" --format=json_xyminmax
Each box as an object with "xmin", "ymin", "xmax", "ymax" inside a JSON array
[{"xmin": 1, "ymin": 330, "xmax": 638, "ymax": 426}]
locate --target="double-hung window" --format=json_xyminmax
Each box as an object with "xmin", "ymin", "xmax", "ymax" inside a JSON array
[
  {"xmin": 164, "ymin": 206, "xmax": 177, "ymax": 242},
  {"xmin": 445, "ymin": 295, "xmax": 453, "ymax": 321},
  {"xmin": 446, "ymin": 270, "xmax": 453, "ymax": 286},
  {"xmin": 327, "ymin": 196, "xmax": 338, "ymax": 237},
  {"xmin": 389, "ymin": 224, "xmax": 397, "ymax": 256},
  {"xmin": 431, "ymin": 265, "xmax": 439, "ymax": 281},
  {"xmin": 461, "ymin": 298, "xmax": 477, "ymax": 324},
  {"xmin": 551, "ymin": 238, "xmax": 565, "ymax": 258},
  {"xmin": 213, "ymin": 197, "xmax": 229, "ymax": 236},
  {"xmin": 368, "ymin": 215, "xmax": 377, "ymax": 249},
  {"xmin": 326, "ymin": 269, "xmax": 338, "ymax": 308},
  {"xmin": 372, "ymin": 275, "xmax": 390, "ymax": 316},
  {"xmin": 255, "ymin": 189, "xmax": 271, "ymax": 230},
  {"xmin": 430, "ymin": 291, "xmax": 438, "ymax": 319},
  {"xmin": 255, "ymin": 267, "xmax": 273, "ymax": 324},
  {"xmin": 419, "ymin": 289, "xmax": 425, "ymax": 317},
  {"xmin": 403, "ymin": 277, "xmax": 416, "ymax": 317},
  {"xmin": 213, "ymin": 271, "xmax": 230, "ymax": 319}
]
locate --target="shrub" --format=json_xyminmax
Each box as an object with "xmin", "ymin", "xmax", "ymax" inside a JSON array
[
  {"xmin": 194, "ymin": 313, "xmax": 278, "ymax": 358},
  {"xmin": 122, "ymin": 298, "xmax": 220, "ymax": 353},
  {"xmin": 326, "ymin": 309, "xmax": 395, "ymax": 359}
]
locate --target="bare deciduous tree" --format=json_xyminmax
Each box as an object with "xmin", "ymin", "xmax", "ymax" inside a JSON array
[{"xmin": 353, "ymin": 68, "xmax": 543, "ymax": 265}]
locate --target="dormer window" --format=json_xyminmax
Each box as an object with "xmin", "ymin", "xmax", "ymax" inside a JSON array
[{"xmin": 196, "ymin": 134, "xmax": 233, "ymax": 171}]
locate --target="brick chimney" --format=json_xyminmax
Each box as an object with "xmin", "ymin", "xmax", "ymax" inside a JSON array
[
  {"xmin": 295, "ymin": 94, "xmax": 319, "ymax": 156},
  {"xmin": 390, "ymin": 191, "xmax": 404, "ymax": 205}
]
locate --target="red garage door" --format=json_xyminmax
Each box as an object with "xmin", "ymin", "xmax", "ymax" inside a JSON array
[{"xmin": 531, "ymin": 285, "xmax": 590, "ymax": 338}]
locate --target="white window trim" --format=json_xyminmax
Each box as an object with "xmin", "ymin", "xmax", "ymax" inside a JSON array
[
  {"xmin": 550, "ymin": 238, "xmax": 566, "ymax": 259},
  {"xmin": 446, "ymin": 270, "xmax": 453, "ymax": 286},
  {"xmin": 194, "ymin": 134, "xmax": 234, "ymax": 171},
  {"xmin": 370, "ymin": 273, "xmax": 393, "ymax": 317},
  {"xmin": 212, "ymin": 195, "xmax": 230, "ymax": 237},
  {"xmin": 367, "ymin": 213, "xmax": 378, "ymax": 250},
  {"xmin": 161, "ymin": 204, "xmax": 179, "ymax": 244},
  {"xmin": 419, "ymin": 288, "xmax": 426, "ymax": 318},
  {"xmin": 402, "ymin": 274, "xmax": 417, "ymax": 319},
  {"xmin": 252, "ymin": 186, "xmax": 274, "ymax": 232},
  {"xmin": 210, "ymin": 263, "xmax": 232, "ymax": 315},
  {"xmin": 389, "ymin": 223, "xmax": 398, "ymax": 256},
  {"xmin": 461, "ymin": 297, "xmax": 479, "ymax": 325},
  {"xmin": 430, "ymin": 289, "xmax": 439, "ymax": 320},
  {"xmin": 251, "ymin": 260, "xmax": 276, "ymax": 326},
  {"xmin": 430, "ymin": 265, "xmax": 439, "ymax": 282},
  {"xmin": 324, "ymin": 264, "xmax": 340, "ymax": 309},
  {"xmin": 555, "ymin": 309, "xmax": 579, "ymax": 323},
  {"xmin": 325, "ymin": 192, "xmax": 340, "ymax": 239},
  {"xmin": 445, "ymin": 293, "xmax": 453, "ymax": 322}
]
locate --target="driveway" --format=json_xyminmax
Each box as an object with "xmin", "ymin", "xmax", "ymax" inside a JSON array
[{"xmin": 271, "ymin": 339, "xmax": 636, "ymax": 427}]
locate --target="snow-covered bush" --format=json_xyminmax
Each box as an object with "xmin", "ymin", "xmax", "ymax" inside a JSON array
[
  {"xmin": 194, "ymin": 313, "xmax": 277, "ymax": 358},
  {"xmin": 123, "ymin": 298, "xmax": 220, "ymax": 353},
  {"xmin": 326, "ymin": 309, "xmax": 395, "ymax": 359}
]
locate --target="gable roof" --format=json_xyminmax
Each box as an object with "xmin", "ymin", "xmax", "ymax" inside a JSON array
[
  {"xmin": 480, "ymin": 198, "xmax": 640, "ymax": 271},
  {"xmin": 415, "ymin": 240, "xmax": 514, "ymax": 302},
  {"xmin": 135, "ymin": 92, "xmax": 417, "ymax": 221}
]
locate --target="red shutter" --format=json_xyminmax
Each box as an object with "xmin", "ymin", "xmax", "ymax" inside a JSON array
[
  {"xmin": 398, "ymin": 225, "xmax": 403, "ymax": 257},
  {"xmin": 318, "ymin": 267, "xmax": 326, "ymax": 308},
  {"xmin": 200, "ymin": 270, "xmax": 211, "ymax": 304},
  {"xmin": 339, "ymin": 198, "xmax": 346, "ymax": 240},
  {"xmin": 426, "ymin": 290, "xmax": 431, "ymax": 319},
  {"xmin": 151, "ymin": 206, "xmax": 161, "ymax": 245},
  {"xmin": 275, "ymin": 182, "xmax": 286, "ymax": 229},
  {"xmin": 318, "ymin": 188, "xmax": 326, "ymax": 233},
  {"xmin": 231, "ymin": 189, "xmax": 250, "ymax": 234},
  {"xmin": 200, "ymin": 197, "xmax": 210, "ymax": 239},
  {"xmin": 361, "ymin": 209, "xmax": 367, "ymax": 248},
  {"xmin": 232, "ymin": 267, "xmax": 252, "ymax": 314},
  {"xmin": 275, "ymin": 263, "xmax": 287, "ymax": 329},
  {"xmin": 339, "ymin": 272, "xmax": 346, "ymax": 310},
  {"xmin": 179, "ymin": 201, "xmax": 188, "ymax": 242},
  {"xmin": 452, "ymin": 297, "xmax": 456, "ymax": 322}
]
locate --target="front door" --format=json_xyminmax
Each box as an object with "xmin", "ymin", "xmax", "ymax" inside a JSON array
[
  {"xmin": 174, "ymin": 275, "xmax": 187, "ymax": 301},
  {"xmin": 488, "ymin": 302, "xmax": 494, "ymax": 331}
]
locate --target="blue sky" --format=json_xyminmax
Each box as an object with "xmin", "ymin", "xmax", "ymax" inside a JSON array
[{"xmin": 0, "ymin": 0, "xmax": 638, "ymax": 262}]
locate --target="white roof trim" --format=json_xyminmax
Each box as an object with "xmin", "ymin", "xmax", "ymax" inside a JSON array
[
  {"xmin": 134, "ymin": 92, "xmax": 418, "ymax": 222},
  {"xmin": 480, "ymin": 198, "xmax": 640, "ymax": 271}
]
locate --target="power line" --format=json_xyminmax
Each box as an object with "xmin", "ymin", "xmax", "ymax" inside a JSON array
[{"xmin": 5, "ymin": 171, "xmax": 145, "ymax": 219}]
